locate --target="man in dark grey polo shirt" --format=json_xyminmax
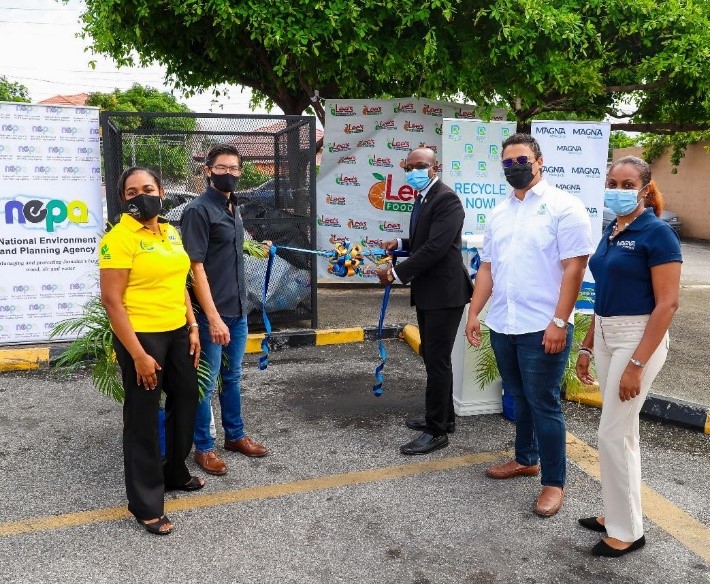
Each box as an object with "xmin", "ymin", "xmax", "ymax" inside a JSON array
[{"xmin": 181, "ymin": 144, "xmax": 268, "ymax": 476}]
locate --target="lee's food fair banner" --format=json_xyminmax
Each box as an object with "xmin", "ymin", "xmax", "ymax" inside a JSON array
[
  {"xmin": 0, "ymin": 101, "xmax": 102, "ymax": 344},
  {"xmin": 530, "ymin": 120, "xmax": 610, "ymax": 310},
  {"xmin": 316, "ymin": 98, "xmax": 506, "ymax": 281}
]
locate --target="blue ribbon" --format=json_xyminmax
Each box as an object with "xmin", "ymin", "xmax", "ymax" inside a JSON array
[
  {"xmin": 258, "ymin": 245, "xmax": 277, "ymax": 370},
  {"xmin": 372, "ymin": 256, "xmax": 398, "ymax": 396}
]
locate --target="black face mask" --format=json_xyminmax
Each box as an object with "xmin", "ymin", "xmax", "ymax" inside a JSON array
[
  {"xmin": 210, "ymin": 173, "xmax": 239, "ymax": 193},
  {"xmin": 504, "ymin": 163, "xmax": 534, "ymax": 190},
  {"xmin": 124, "ymin": 194, "xmax": 162, "ymax": 221}
]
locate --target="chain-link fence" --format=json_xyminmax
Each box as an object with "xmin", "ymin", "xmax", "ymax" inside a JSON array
[{"xmin": 100, "ymin": 112, "xmax": 317, "ymax": 329}]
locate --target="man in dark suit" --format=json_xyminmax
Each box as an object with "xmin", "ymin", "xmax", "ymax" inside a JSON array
[{"xmin": 378, "ymin": 147, "xmax": 473, "ymax": 455}]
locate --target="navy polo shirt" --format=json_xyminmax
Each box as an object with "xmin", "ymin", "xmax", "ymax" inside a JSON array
[
  {"xmin": 180, "ymin": 186, "xmax": 246, "ymax": 318},
  {"xmin": 589, "ymin": 209, "xmax": 682, "ymax": 317}
]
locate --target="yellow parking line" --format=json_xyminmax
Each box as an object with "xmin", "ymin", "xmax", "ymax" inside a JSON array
[
  {"xmin": 315, "ymin": 328, "xmax": 364, "ymax": 345},
  {"xmin": 0, "ymin": 450, "xmax": 509, "ymax": 537},
  {"xmin": 0, "ymin": 347, "xmax": 49, "ymax": 372},
  {"xmin": 566, "ymin": 432, "xmax": 710, "ymax": 562}
]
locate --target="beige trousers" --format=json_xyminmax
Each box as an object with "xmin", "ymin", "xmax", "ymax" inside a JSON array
[{"xmin": 594, "ymin": 314, "xmax": 669, "ymax": 542}]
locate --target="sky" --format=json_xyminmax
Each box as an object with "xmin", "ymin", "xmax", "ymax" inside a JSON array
[{"xmin": 0, "ymin": 0, "xmax": 278, "ymax": 114}]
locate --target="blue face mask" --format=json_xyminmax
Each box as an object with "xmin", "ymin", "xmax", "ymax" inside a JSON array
[
  {"xmin": 604, "ymin": 188, "xmax": 641, "ymax": 217},
  {"xmin": 405, "ymin": 168, "xmax": 432, "ymax": 191}
]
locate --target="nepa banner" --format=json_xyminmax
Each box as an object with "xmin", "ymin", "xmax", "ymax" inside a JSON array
[
  {"xmin": 440, "ymin": 119, "xmax": 518, "ymax": 237},
  {"xmin": 531, "ymin": 120, "xmax": 610, "ymax": 309},
  {"xmin": 0, "ymin": 101, "xmax": 102, "ymax": 344},
  {"xmin": 316, "ymin": 98, "xmax": 506, "ymax": 281}
]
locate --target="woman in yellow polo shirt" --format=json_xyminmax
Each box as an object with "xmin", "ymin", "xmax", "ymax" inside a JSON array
[{"xmin": 99, "ymin": 167, "xmax": 204, "ymax": 536}]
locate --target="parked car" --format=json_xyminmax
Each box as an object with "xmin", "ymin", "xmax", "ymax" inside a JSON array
[{"xmin": 602, "ymin": 206, "xmax": 682, "ymax": 236}]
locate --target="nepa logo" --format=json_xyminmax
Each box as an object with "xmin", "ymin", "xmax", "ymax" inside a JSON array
[
  {"xmin": 317, "ymin": 215, "xmax": 341, "ymax": 227},
  {"xmin": 44, "ymin": 106, "xmax": 62, "ymax": 114},
  {"xmin": 455, "ymin": 109, "xmax": 474, "ymax": 119},
  {"xmin": 362, "ymin": 105, "xmax": 382, "ymax": 116},
  {"xmin": 573, "ymin": 128, "xmax": 603, "ymax": 138},
  {"xmin": 328, "ymin": 233, "xmax": 348, "ymax": 244},
  {"xmin": 367, "ymin": 173, "xmax": 415, "ymax": 212},
  {"xmin": 542, "ymin": 165, "xmax": 565, "ymax": 177},
  {"xmin": 0, "ymin": 305, "xmax": 18, "ymax": 313},
  {"xmin": 535, "ymin": 126, "xmax": 566, "ymax": 137},
  {"xmin": 357, "ymin": 139, "xmax": 376, "ymax": 148},
  {"xmin": 337, "ymin": 155, "xmax": 357, "ymax": 165},
  {"xmin": 28, "ymin": 303, "xmax": 46, "ymax": 312},
  {"xmin": 422, "ymin": 104, "xmax": 443, "ymax": 117},
  {"xmin": 330, "ymin": 104, "xmax": 355, "ymax": 116},
  {"xmin": 556, "ymin": 184, "xmax": 581, "ymax": 193},
  {"xmin": 90, "ymin": 128, "xmax": 99, "ymax": 135},
  {"xmin": 335, "ymin": 174, "xmax": 360, "ymax": 186},
  {"xmin": 16, "ymin": 323, "xmax": 33, "ymax": 331},
  {"xmin": 15, "ymin": 104, "xmax": 32, "ymax": 112},
  {"xmin": 63, "ymin": 166, "xmax": 81, "ymax": 174},
  {"xmin": 343, "ymin": 123, "xmax": 364, "ymax": 134},
  {"xmin": 4, "ymin": 165, "xmax": 25, "ymax": 174},
  {"xmin": 48, "ymin": 146, "xmax": 66, "ymax": 155},
  {"xmin": 325, "ymin": 194, "xmax": 346, "ymax": 206},
  {"xmin": 557, "ymin": 145, "xmax": 582, "ymax": 154},
  {"xmin": 32, "ymin": 125, "xmax": 51, "ymax": 134},
  {"xmin": 394, "ymin": 102, "xmax": 416, "ymax": 114},
  {"xmin": 57, "ymin": 302, "xmax": 74, "ymax": 310},
  {"xmin": 41, "ymin": 284, "xmax": 60, "ymax": 292},
  {"xmin": 368, "ymin": 156, "xmax": 393, "ymax": 168},
  {"xmin": 378, "ymin": 221, "xmax": 403, "ymax": 233},
  {"xmin": 13, "ymin": 285, "xmax": 32, "ymax": 293},
  {"xmin": 74, "ymin": 108, "xmax": 90, "ymax": 115},
  {"xmin": 571, "ymin": 167, "xmax": 601, "ymax": 176},
  {"xmin": 77, "ymin": 147, "xmax": 94, "ymax": 155},
  {"xmin": 17, "ymin": 145, "xmax": 40, "ymax": 154},
  {"xmin": 346, "ymin": 219, "xmax": 367, "ymax": 230},
  {"xmin": 328, "ymin": 142, "xmax": 351, "ymax": 153},
  {"xmin": 168, "ymin": 232, "xmax": 180, "ymax": 243},
  {"xmin": 403, "ymin": 121, "xmax": 424, "ymax": 133},
  {"xmin": 387, "ymin": 139, "xmax": 411, "ymax": 151},
  {"xmin": 376, "ymin": 120, "xmax": 397, "ymax": 131},
  {"xmin": 1, "ymin": 124, "xmax": 22, "ymax": 133},
  {"xmin": 61, "ymin": 126, "xmax": 79, "ymax": 135},
  {"xmin": 34, "ymin": 165, "xmax": 53, "ymax": 174}
]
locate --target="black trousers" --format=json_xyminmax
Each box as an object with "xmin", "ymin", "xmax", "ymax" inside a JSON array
[
  {"xmin": 416, "ymin": 305, "xmax": 465, "ymax": 436},
  {"xmin": 113, "ymin": 327, "xmax": 199, "ymax": 520}
]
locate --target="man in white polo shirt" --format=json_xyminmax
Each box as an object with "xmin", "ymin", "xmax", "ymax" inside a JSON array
[{"xmin": 465, "ymin": 133, "xmax": 593, "ymax": 517}]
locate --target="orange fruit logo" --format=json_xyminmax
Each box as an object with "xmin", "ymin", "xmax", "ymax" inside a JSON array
[{"xmin": 368, "ymin": 173, "xmax": 388, "ymax": 210}]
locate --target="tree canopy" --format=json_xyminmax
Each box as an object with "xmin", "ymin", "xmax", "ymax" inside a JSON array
[
  {"xmin": 0, "ymin": 75, "xmax": 30, "ymax": 103},
  {"xmin": 73, "ymin": 0, "xmax": 710, "ymax": 133}
]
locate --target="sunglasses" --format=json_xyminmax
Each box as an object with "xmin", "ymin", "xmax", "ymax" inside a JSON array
[
  {"xmin": 501, "ymin": 155, "xmax": 537, "ymax": 168},
  {"xmin": 403, "ymin": 162, "xmax": 433, "ymax": 172}
]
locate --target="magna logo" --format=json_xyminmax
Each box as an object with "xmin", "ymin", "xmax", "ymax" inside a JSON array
[
  {"xmin": 317, "ymin": 215, "xmax": 341, "ymax": 227},
  {"xmin": 573, "ymin": 128, "xmax": 603, "ymax": 137},
  {"xmin": 330, "ymin": 104, "xmax": 356, "ymax": 116},
  {"xmin": 328, "ymin": 142, "xmax": 350, "ymax": 153},
  {"xmin": 325, "ymin": 194, "xmax": 346, "ymax": 206},
  {"xmin": 422, "ymin": 105, "xmax": 443, "ymax": 117},
  {"xmin": 362, "ymin": 105, "xmax": 382, "ymax": 116},
  {"xmin": 368, "ymin": 156, "xmax": 393, "ymax": 168},
  {"xmin": 343, "ymin": 123, "xmax": 364, "ymax": 134},
  {"xmin": 542, "ymin": 165, "xmax": 565, "ymax": 176},
  {"xmin": 557, "ymin": 145, "xmax": 582, "ymax": 153},
  {"xmin": 346, "ymin": 219, "xmax": 367, "ymax": 230},
  {"xmin": 571, "ymin": 167, "xmax": 601, "ymax": 176},
  {"xmin": 376, "ymin": 120, "xmax": 397, "ymax": 131},
  {"xmin": 535, "ymin": 126, "xmax": 566, "ymax": 136},
  {"xmin": 556, "ymin": 184, "xmax": 581, "ymax": 193},
  {"xmin": 387, "ymin": 139, "xmax": 411, "ymax": 151},
  {"xmin": 394, "ymin": 102, "xmax": 416, "ymax": 114},
  {"xmin": 4, "ymin": 198, "xmax": 90, "ymax": 232},
  {"xmin": 403, "ymin": 121, "xmax": 424, "ymax": 133},
  {"xmin": 367, "ymin": 173, "xmax": 415, "ymax": 212}
]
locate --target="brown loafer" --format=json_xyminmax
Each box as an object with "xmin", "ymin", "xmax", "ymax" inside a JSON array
[
  {"xmin": 224, "ymin": 436, "xmax": 268, "ymax": 458},
  {"xmin": 534, "ymin": 486, "xmax": 564, "ymax": 517},
  {"xmin": 194, "ymin": 450, "xmax": 227, "ymax": 476},
  {"xmin": 485, "ymin": 459, "xmax": 540, "ymax": 479}
]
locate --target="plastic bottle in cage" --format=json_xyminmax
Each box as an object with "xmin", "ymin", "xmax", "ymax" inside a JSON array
[{"xmin": 469, "ymin": 247, "xmax": 481, "ymax": 282}]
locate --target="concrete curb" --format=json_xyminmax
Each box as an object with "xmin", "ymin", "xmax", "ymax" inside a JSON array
[{"xmin": 2, "ymin": 324, "xmax": 708, "ymax": 434}]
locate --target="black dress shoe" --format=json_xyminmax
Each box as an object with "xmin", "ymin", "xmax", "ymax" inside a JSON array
[
  {"xmin": 578, "ymin": 517, "xmax": 606, "ymax": 533},
  {"xmin": 405, "ymin": 418, "xmax": 456, "ymax": 433},
  {"xmin": 400, "ymin": 432, "xmax": 449, "ymax": 455},
  {"xmin": 591, "ymin": 535, "xmax": 646, "ymax": 557}
]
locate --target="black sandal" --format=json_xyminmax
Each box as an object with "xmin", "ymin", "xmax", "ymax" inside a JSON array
[
  {"xmin": 137, "ymin": 515, "xmax": 173, "ymax": 535},
  {"xmin": 166, "ymin": 476, "xmax": 205, "ymax": 492}
]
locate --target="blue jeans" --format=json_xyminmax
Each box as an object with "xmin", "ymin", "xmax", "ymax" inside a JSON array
[
  {"xmin": 194, "ymin": 313, "xmax": 248, "ymax": 453},
  {"xmin": 490, "ymin": 326, "xmax": 573, "ymax": 488}
]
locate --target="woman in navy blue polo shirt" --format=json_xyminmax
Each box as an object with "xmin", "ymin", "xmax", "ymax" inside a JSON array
[{"xmin": 574, "ymin": 156, "xmax": 682, "ymax": 557}]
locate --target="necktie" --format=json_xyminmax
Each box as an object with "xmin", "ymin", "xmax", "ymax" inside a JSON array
[{"xmin": 410, "ymin": 194, "xmax": 423, "ymax": 232}]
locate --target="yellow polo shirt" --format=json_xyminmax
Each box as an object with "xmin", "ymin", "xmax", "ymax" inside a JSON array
[{"xmin": 98, "ymin": 214, "xmax": 190, "ymax": 332}]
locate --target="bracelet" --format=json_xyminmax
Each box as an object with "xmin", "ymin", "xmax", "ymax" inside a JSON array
[
  {"xmin": 629, "ymin": 357, "xmax": 646, "ymax": 368},
  {"xmin": 187, "ymin": 322, "xmax": 199, "ymax": 330},
  {"xmin": 578, "ymin": 347, "xmax": 593, "ymax": 358}
]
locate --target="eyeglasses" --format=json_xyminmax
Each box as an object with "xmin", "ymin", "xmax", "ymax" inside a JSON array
[
  {"xmin": 403, "ymin": 162, "xmax": 432, "ymax": 172},
  {"xmin": 501, "ymin": 155, "xmax": 537, "ymax": 168},
  {"xmin": 210, "ymin": 164, "xmax": 241, "ymax": 174}
]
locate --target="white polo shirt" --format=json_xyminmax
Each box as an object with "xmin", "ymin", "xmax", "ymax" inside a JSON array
[{"xmin": 480, "ymin": 179, "xmax": 593, "ymax": 335}]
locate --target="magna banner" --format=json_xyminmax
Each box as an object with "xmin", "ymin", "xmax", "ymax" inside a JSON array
[
  {"xmin": 0, "ymin": 101, "xmax": 102, "ymax": 344},
  {"xmin": 316, "ymin": 98, "xmax": 506, "ymax": 281}
]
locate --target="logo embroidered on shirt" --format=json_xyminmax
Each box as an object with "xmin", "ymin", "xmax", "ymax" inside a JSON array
[
  {"xmin": 100, "ymin": 243, "xmax": 111, "ymax": 259},
  {"xmin": 139, "ymin": 240, "xmax": 156, "ymax": 251},
  {"xmin": 537, "ymin": 203, "xmax": 547, "ymax": 215},
  {"xmin": 617, "ymin": 240, "xmax": 636, "ymax": 250}
]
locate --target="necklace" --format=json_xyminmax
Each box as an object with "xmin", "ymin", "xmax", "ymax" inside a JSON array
[{"xmin": 608, "ymin": 213, "xmax": 640, "ymax": 240}]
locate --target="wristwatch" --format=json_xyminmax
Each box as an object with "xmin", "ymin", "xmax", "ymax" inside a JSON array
[
  {"xmin": 551, "ymin": 317, "xmax": 566, "ymax": 329},
  {"xmin": 629, "ymin": 357, "xmax": 646, "ymax": 368}
]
